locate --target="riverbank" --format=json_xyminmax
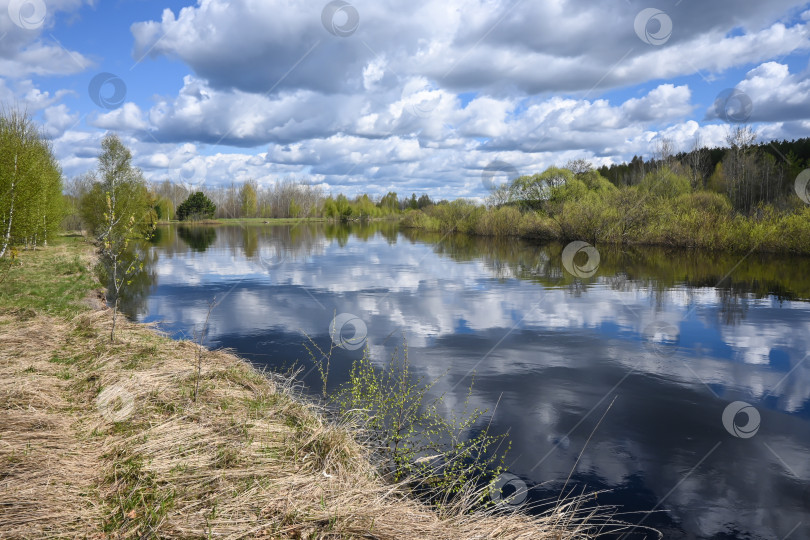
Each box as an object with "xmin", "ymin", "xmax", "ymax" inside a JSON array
[
  {"xmin": 401, "ymin": 194, "xmax": 810, "ymax": 255},
  {"xmin": 158, "ymin": 216, "xmax": 402, "ymax": 226},
  {"xmin": 157, "ymin": 217, "xmax": 330, "ymax": 225},
  {"xmin": 0, "ymin": 235, "xmax": 609, "ymax": 538}
]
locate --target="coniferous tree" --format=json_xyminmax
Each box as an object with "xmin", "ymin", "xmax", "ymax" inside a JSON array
[{"xmin": 176, "ymin": 191, "xmax": 216, "ymax": 221}]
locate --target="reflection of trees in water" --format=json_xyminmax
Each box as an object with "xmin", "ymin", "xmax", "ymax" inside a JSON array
[
  {"xmin": 320, "ymin": 220, "xmax": 399, "ymax": 247},
  {"xmin": 242, "ymin": 226, "xmax": 258, "ymax": 258},
  {"xmin": 101, "ymin": 241, "xmax": 158, "ymax": 321},
  {"xmin": 145, "ymin": 223, "xmax": 809, "ymax": 321},
  {"xmin": 177, "ymin": 226, "xmax": 217, "ymax": 252},
  {"xmin": 400, "ymin": 228, "xmax": 810, "ymax": 310},
  {"xmin": 718, "ymin": 287, "xmax": 750, "ymax": 326},
  {"xmin": 148, "ymin": 221, "xmax": 403, "ymax": 264},
  {"xmin": 251, "ymin": 224, "xmax": 324, "ymax": 264}
]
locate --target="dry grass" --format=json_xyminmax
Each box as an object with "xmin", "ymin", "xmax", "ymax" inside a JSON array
[{"xmin": 0, "ymin": 239, "xmax": 630, "ymax": 539}]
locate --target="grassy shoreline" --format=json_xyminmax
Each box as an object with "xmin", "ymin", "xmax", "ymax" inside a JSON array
[
  {"xmin": 0, "ymin": 235, "xmax": 612, "ymax": 538},
  {"xmin": 156, "ymin": 216, "xmax": 403, "ymax": 226},
  {"xmin": 401, "ymin": 197, "xmax": 810, "ymax": 255}
]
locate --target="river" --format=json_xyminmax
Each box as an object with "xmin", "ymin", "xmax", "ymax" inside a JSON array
[{"xmin": 116, "ymin": 221, "xmax": 810, "ymax": 539}]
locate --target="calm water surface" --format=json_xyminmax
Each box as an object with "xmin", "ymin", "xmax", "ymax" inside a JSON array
[{"xmin": 120, "ymin": 222, "xmax": 810, "ymax": 539}]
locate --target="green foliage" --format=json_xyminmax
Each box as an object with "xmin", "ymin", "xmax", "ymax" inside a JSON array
[
  {"xmin": 323, "ymin": 193, "xmax": 400, "ymax": 221},
  {"xmin": 639, "ymin": 167, "xmax": 692, "ymax": 199},
  {"xmin": 547, "ymin": 177, "xmax": 588, "ymax": 204},
  {"xmin": 79, "ymin": 135, "xmax": 157, "ymax": 238},
  {"xmin": 79, "ymin": 134, "xmax": 156, "ymax": 341},
  {"xmin": 0, "ymin": 235, "xmax": 99, "ymax": 316},
  {"xmin": 423, "ymin": 199, "xmax": 483, "ymax": 233},
  {"xmin": 378, "ymin": 192, "xmax": 399, "ymax": 213},
  {"xmin": 493, "ymin": 166, "xmax": 614, "ymax": 211},
  {"xmin": 240, "ymin": 180, "xmax": 258, "ymax": 218},
  {"xmin": 508, "ymin": 168, "xmax": 573, "ymax": 208},
  {"xmin": 473, "ymin": 205, "xmax": 522, "ymax": 236},
  {"xmin": 335, "ymin": 194, "xmax": 353, "ymax": 219},
  {"xmin": 577, "ymin": 169, "xmax": 618, "ymax": 195},
  {"xmin": 400, "ymin": 209, "xmax": 440, "ymax": 230},
  {"xmin": 707, "ymin": 162, "xmax": 726, "ymax": 193},
  {"xmin": 404, "ymin": 163, "xmax": 810, "ymax": 254},
  {"xmin": 353, "ymin": 194, "xmax": 379, "ymax": 218},
  {"xmin": 288, "ymin": 197, "xmax": 301, "ymax": 218},
  {"xmin": 553, "ymin": 191, "xmax": 611, "ymax": 243},
  {"xmin": 323, "ymin": 196, "xmax": 339, "ymax": 219},
  {"xmin": 309, "ymin": 337, "xmax": 508, "ymax": 506},
  {"xmin": 176, "ymin": 192, "xmax": 216, "ymax": 221},
  {"xmin": 0, "ymin": 109, "xmax": 65, "ymax": 256},
  {"xmin": 154, "ymin": 197, "xmax": 174, "ymax": 221}
]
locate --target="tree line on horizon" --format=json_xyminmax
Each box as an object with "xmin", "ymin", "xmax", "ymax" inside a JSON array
[
  {"xmin": 3, "ymin": 102, "xmax": 810, "ymax": 259},
  {"xmin": 595, "ymin": 131, "xmax": 810, "ymax": 213},
  {"xmin": 403, "ymin": 127, "xmax": 810, "ymax": 254},
  {"xmin": 140, "ymin": 128, "xmax": 810, "ymax": 223},
  {"xmin": 143, "ymin": 179, "xmax": 442, "ymax": 222}
]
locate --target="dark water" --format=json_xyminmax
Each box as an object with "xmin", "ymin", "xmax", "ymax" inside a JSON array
[{"xmin": 121, "ymin": 222, "xmax": 810, "ymax": 539}]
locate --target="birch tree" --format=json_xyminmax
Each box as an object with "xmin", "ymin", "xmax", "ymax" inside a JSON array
[
  {"xmin": 79, "ymin": 134, "xmax": 156, "ymax": 341},
  {"xmin": 0, "ymin": 109, "xmax": 64, "ymax": 258}
]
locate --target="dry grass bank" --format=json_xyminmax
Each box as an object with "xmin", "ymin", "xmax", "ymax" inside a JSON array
[{"xmin": 0, "ymin": 236, "xmax": 624, "ymax": 538}]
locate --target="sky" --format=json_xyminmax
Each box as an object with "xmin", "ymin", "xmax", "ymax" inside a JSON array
[{"xmin": 4, "ymin": 0, "xmax": 810, "ymax": 199}]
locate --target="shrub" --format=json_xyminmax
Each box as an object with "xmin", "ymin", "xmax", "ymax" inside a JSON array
[
  {"xmin": 474, "ymin": 206, "xmax": 522, "ymax": 236},
  {"xmin": 639, "ymin": 167, "xmax": 692, "ymax": 199},
  {"xmin": 176, "ymin": 192, "xmax": 216, "ymax": 221},
  {"xmin": 425, "ymin": 200, "xmax": 482, "ymax": 233},
  {"xmin": 309, "ymin": 338, "xmax": 509, "ymax": 507}
]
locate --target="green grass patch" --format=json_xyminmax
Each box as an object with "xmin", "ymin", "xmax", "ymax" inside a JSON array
[
  {"xmin": 0, "ymin": 235, "xmax": 100, "ymax": 316},
  {"xmin": 49, "ymin": 353, "xmax": 80, "ymax": 365},
  {"xmin": 102, "ymin": 452, "xmax": 176, "ymax": 536}
]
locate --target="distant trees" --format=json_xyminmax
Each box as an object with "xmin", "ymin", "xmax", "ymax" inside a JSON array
[
  {"xmin": 404, "ymin": 193, "xmax": 434, "ymax": 210},
  {"xmin": 639, "ymin": 167, "xmax": 691, "ymax": 199},
  {"xmin": 0, "ymin": 109, "xmax": 64, "ymax": 258},
  {"xmin": 488, "ymin": 165, "xmax": 616, "ymax": 211},
  {"xmin": 240, "ymin": 180, "xmax": 258, "ymax": 218},
  {"xmin": 176, "ymin": 192, "xmax": 216, "ymax": 221},
  {"xmin": 716, "ymin": 126, "xmax": 786, "ymax": 213},
  {"xmin": 251, "ymin": 178, "xmax": 322, "ymax": 219},
  {"xmin": 596, "ymin": 131, "xmax": 810, "ymax": 213},
  {"xmin": 153, "ymin": 197, "xmax": 174, "ymax": 221},
  {"xmin": 144, "ymin": 176, "xmax": 409, "ymax": 221},
  {"xmin": 379, "ymin": 192, "xmax": 399, "ymax": 212}
]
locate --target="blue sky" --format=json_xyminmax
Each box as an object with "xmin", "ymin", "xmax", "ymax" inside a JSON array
[{"xmin": 5, "ymin": 0, "xmax": 810, "ymax": 199}]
